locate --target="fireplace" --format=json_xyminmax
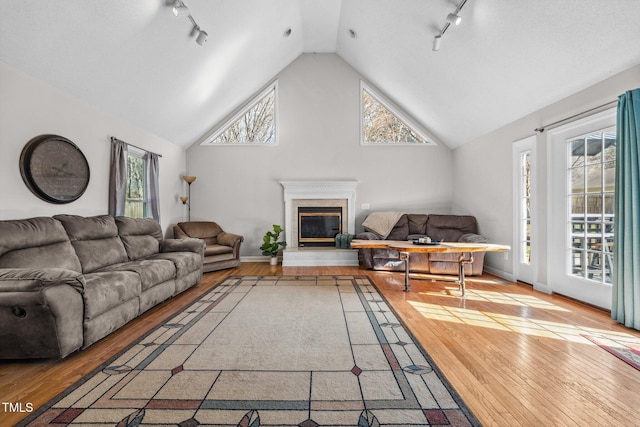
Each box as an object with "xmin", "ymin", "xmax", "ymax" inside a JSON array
[
  {"xmin": 298, "ymin": 207, "xmax": 342, "ymax": 247},
  {"xmin": 280, "ymin": 181, "xmax": 359, "ymax": 266}
]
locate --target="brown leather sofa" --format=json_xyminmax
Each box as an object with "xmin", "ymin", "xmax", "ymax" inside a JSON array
[
  {"xmin": 356, "ymin": 213, "xmax": 487, "ymax": 275},
  {"xmin": 0, "ymin": 215, "xmax": 204, "ymax": 359},
  {"xmin": 173, "ymin": 221, "xmax": 243, "ymax": 272}
]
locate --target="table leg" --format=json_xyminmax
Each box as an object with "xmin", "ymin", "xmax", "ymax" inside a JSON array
[
  {"xmin": 400, "ymin": 251, "xmax": 410, "ymax": 292},
  {"xmin": 457, "ymin": 253, "xmax": 474, "ymax": 297}
]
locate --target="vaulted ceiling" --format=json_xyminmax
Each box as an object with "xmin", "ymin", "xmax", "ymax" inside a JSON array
[{"xmin": 1, "ymin": 0, "xmax": 639, "ymax": 149}]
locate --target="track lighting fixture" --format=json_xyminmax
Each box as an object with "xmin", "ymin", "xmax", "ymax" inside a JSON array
[
  {"xmin": 446, "ymin": 13, "xmax": 462, "ymax": 25},
  {"xmin": 196, "ymin": 29, "xmax": 208, "ymax": 45},
  {"xmin": 432, "ymin": 0, "xmax": 468, "ymax": 52},
  {"xmin": 172, "ymin": 5, "xmax": 189, "ymax": 17},
  {"xmin": 170, "ymin": 1, "xmax": 208, "ymax": 47},
  {"xmin": 432, "ymin": 35, "xmax": 442, "ymax": 51}
]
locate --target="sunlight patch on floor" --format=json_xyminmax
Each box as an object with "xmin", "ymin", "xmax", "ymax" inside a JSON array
[
  {"xmin": 407, "ymin": 289, "xmax": 639, "ymax": 345},
  {"xmin": 416, "ymin": 288, "xmax": 569, "ymax": 312}
]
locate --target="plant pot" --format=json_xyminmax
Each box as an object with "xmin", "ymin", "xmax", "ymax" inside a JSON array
[{"xmin": 269, "ymin": 256, "xmax": 278, "ymax": 266}]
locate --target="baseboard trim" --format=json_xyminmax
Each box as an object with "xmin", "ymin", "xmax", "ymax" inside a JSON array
[
  {"xmin": 483, "ymin": 265, "xmax": 514, "ymax": 282},
  {"xmin": 241, "ymin": 256, "xmax": 278, "ymax": 263}
]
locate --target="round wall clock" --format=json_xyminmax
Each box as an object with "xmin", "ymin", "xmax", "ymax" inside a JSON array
[{"xmin": 20, "ymin": 134, "xmax": 90, "ymax": 204}]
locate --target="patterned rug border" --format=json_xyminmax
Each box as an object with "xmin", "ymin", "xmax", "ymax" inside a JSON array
[
  {"xmin": 583, "ymin": 334, "xmax": 640, "ymax": 371},
  {"xmin": 361, "ymin": 277, "xmax": 481, "ymax": 427},
  {"xmin": 18, "ymin": 275, "xmax": 481, "ymax": 427}
]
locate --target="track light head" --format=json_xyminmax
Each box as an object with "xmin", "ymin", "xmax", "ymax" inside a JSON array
[
  {"xmin": 432, "ymin": 1, "xmax": 468, "ymax": 52},
  {"xmin": 446, "ymin": 13, "xmax": 462, "ymax": 25},
  {"xmin": 173, "ymin": 5, "xmax": 189, "ymax": 17},
  {"xmin": 432, "ymin": 35, "xmax": 442, "ymax": 51},
  {"xmin": 171, "ymin": 1, "xmax": 207, "ymax": 46},
  {"xmin": 196, "ymin": 30, "xmax": 208, "ymax": 45}
]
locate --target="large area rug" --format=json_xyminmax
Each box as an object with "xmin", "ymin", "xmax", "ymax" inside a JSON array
[{"xmin": 20, "ymin": 276, "xmax": 479, "ymax": 426}]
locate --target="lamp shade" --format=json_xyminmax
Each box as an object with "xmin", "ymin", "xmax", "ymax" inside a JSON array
[{"xmin": 183, "ymin": 175, "xmax": 197, "ymax": 184}]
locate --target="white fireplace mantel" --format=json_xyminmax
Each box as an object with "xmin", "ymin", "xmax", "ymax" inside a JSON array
[{"xmin": 280, "ymin": 180, "xmax": 358, "ymax": 248}]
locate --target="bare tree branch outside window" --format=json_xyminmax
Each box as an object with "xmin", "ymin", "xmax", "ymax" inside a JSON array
[
  {"xmin": 362, "ymin": 89, "xmax": 426, "ymax": 144},
  {"xmin": 211, "ymin": 89, "xmax": 275, "ymax": 144}
]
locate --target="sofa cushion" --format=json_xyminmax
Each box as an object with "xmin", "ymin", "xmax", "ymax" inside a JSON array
[
  {"xmin": 426, "ymin": 214, "xmax": 478, "ymax": 242},
  {"xmin": 82, "ymin": 271, "xmax": 141, "ymax": 320},
  {"xmin": 407, "ymin": 214, "xmax": 429, "ymax": 235},
  {"xmin": 386, "ymin": 215, "xmax": 409, "ymax": 240},
  {"xmin": 0, "ymin": 217, "xmax": 82, "ymax": 272},
  {"xmin": 204, "ymin": 244, "xmax": 233, "ymax": 257},
  {"xmin": 54, "ymin": 215, "xmax": 129, "ymax": 273},
  {"xmin": 99, "ymin": 259, "xmax": 176, "ymax": 292},
  {"xmin": 177, "ymin": 221, "xmax": 223, "ymax": 239},
  {"xmin": 150, "ymin": 252, "xmax": 201, "ymax": 278},
  {"xmin": 363, "ymin": 212, "xmax": 406, "ymax": 239},
  {"xmin": 115, "ymin": 217, "xmax": 162, "ymax": 260}
]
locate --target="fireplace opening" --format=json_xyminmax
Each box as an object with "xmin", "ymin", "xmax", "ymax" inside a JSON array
[{"xmin": 298, "ymin": 207, "xmax": 342, "ymax": 247}]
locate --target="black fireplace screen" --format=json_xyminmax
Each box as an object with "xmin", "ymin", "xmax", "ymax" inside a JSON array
[{"xmin": 298, "ymin": 207, "xmax": 342, "ymax": 246}]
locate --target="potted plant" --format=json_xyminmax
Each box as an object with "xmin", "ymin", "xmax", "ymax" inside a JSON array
[{"xmin": 260, "ymin": 224, "xmax": 287, "ymax": 265}]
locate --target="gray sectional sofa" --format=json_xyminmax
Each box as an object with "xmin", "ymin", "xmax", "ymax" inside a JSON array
[{"xmin": 0, "ymin": 214, "xmax": 205, "ymax": 359}]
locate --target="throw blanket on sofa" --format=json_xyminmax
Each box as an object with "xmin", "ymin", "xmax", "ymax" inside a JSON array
[{"xmin": 362, "ymin": 211, "xmax": 405, "ymax": 239}]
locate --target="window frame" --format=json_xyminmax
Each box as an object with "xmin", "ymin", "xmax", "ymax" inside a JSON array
[
  {"xmin": 566, "ymin": 127, "xmax": 616, "ymax": 285},
  {"xmin": 200, "ymin": 81, "xmax": 279, "ymax": 146},
  {"xmin": 124, "ymin": 147, "xmax": 148, "ymax": 219},
  {"xmin": 359, "ymin": 81, "xmax": 435, "ymax": 146},
  {"xmin": 512, "ymin": 135, "xmax": 537, "ymax": 287}
]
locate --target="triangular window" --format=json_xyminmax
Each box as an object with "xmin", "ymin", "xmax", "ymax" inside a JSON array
[
  {"xmin": 202, "ymin": 82, "xmax": 277, "ymax": 145},
  {"xmin": 361, "ymin": 82, "xmax": 433, "ymax": 145}
]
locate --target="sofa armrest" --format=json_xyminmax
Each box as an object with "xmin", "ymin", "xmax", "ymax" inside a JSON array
[
  {"xmin": 355, "ymin": 232, "xmax": 381, "ymax": 241},
  {"xmin": 173, "ymin": 225, "xmax": 189, "ymax": 239},
  {"xmin": 0, "ymin": 268, "xmax": 85, "ymax": 359},
  {"xmin": 160, "ymin": 238, "xmax": 205, "ymax": 254},
  {"xmin": 458, "ymin": 233, "xmax": 488, "ymax": 244},
  {"xmin": 217, "ymin": 232, "xmax": 244, "ymax": 248},
  {"xmin": 0, "ymin": 268, "xmax": 85, "ymax": 293}
]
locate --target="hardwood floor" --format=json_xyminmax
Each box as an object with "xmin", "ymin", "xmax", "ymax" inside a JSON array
[{"xmin": 2, "ymin": 263, "xmax": 639, "ymax": 426}]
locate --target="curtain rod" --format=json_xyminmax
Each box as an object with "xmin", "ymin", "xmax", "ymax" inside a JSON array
[
  {"xmin": 110, "ymin": 136, "xmax": 162, "ymax": 157},
  {"xmin": 534, "ymin": 99, "xmax": 618, "ymax": 133}
]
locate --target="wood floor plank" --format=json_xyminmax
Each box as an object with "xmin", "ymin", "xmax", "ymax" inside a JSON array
[{"xmin": 1, "ymin": 263, "xmax": 639, "ymax": 426}]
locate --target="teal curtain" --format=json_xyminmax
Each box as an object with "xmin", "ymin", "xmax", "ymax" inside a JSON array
[{"xmin": 612, "ymin": 88, "xmax": 640, "ymax": 329}]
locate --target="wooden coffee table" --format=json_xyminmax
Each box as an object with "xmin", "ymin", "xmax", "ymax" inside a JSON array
[{"xmin": 350, "ymin": 240, "xmax": 510, "ymax": 296}]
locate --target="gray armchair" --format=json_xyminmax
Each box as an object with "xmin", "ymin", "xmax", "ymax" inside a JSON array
[{"xmin": 173, "ymin": 221, "xmax": 243, "ymax": 272}]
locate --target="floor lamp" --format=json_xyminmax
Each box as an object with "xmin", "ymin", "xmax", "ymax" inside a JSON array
[{"xmin": 180, "ymin": 175, "xmax": 197, "ymax": 221}]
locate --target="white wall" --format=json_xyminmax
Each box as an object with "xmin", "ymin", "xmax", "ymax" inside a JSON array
[
  {"xmin": 187, "ymin": 53, "xmax": 454, "ymax": 257},
  {"xmin": 0, "ymin": 61, "xmax": 187, "ymax": 236},
  {"xmin": 452, "ymin": 64, "xmax": 640, "ymax": 281}
]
